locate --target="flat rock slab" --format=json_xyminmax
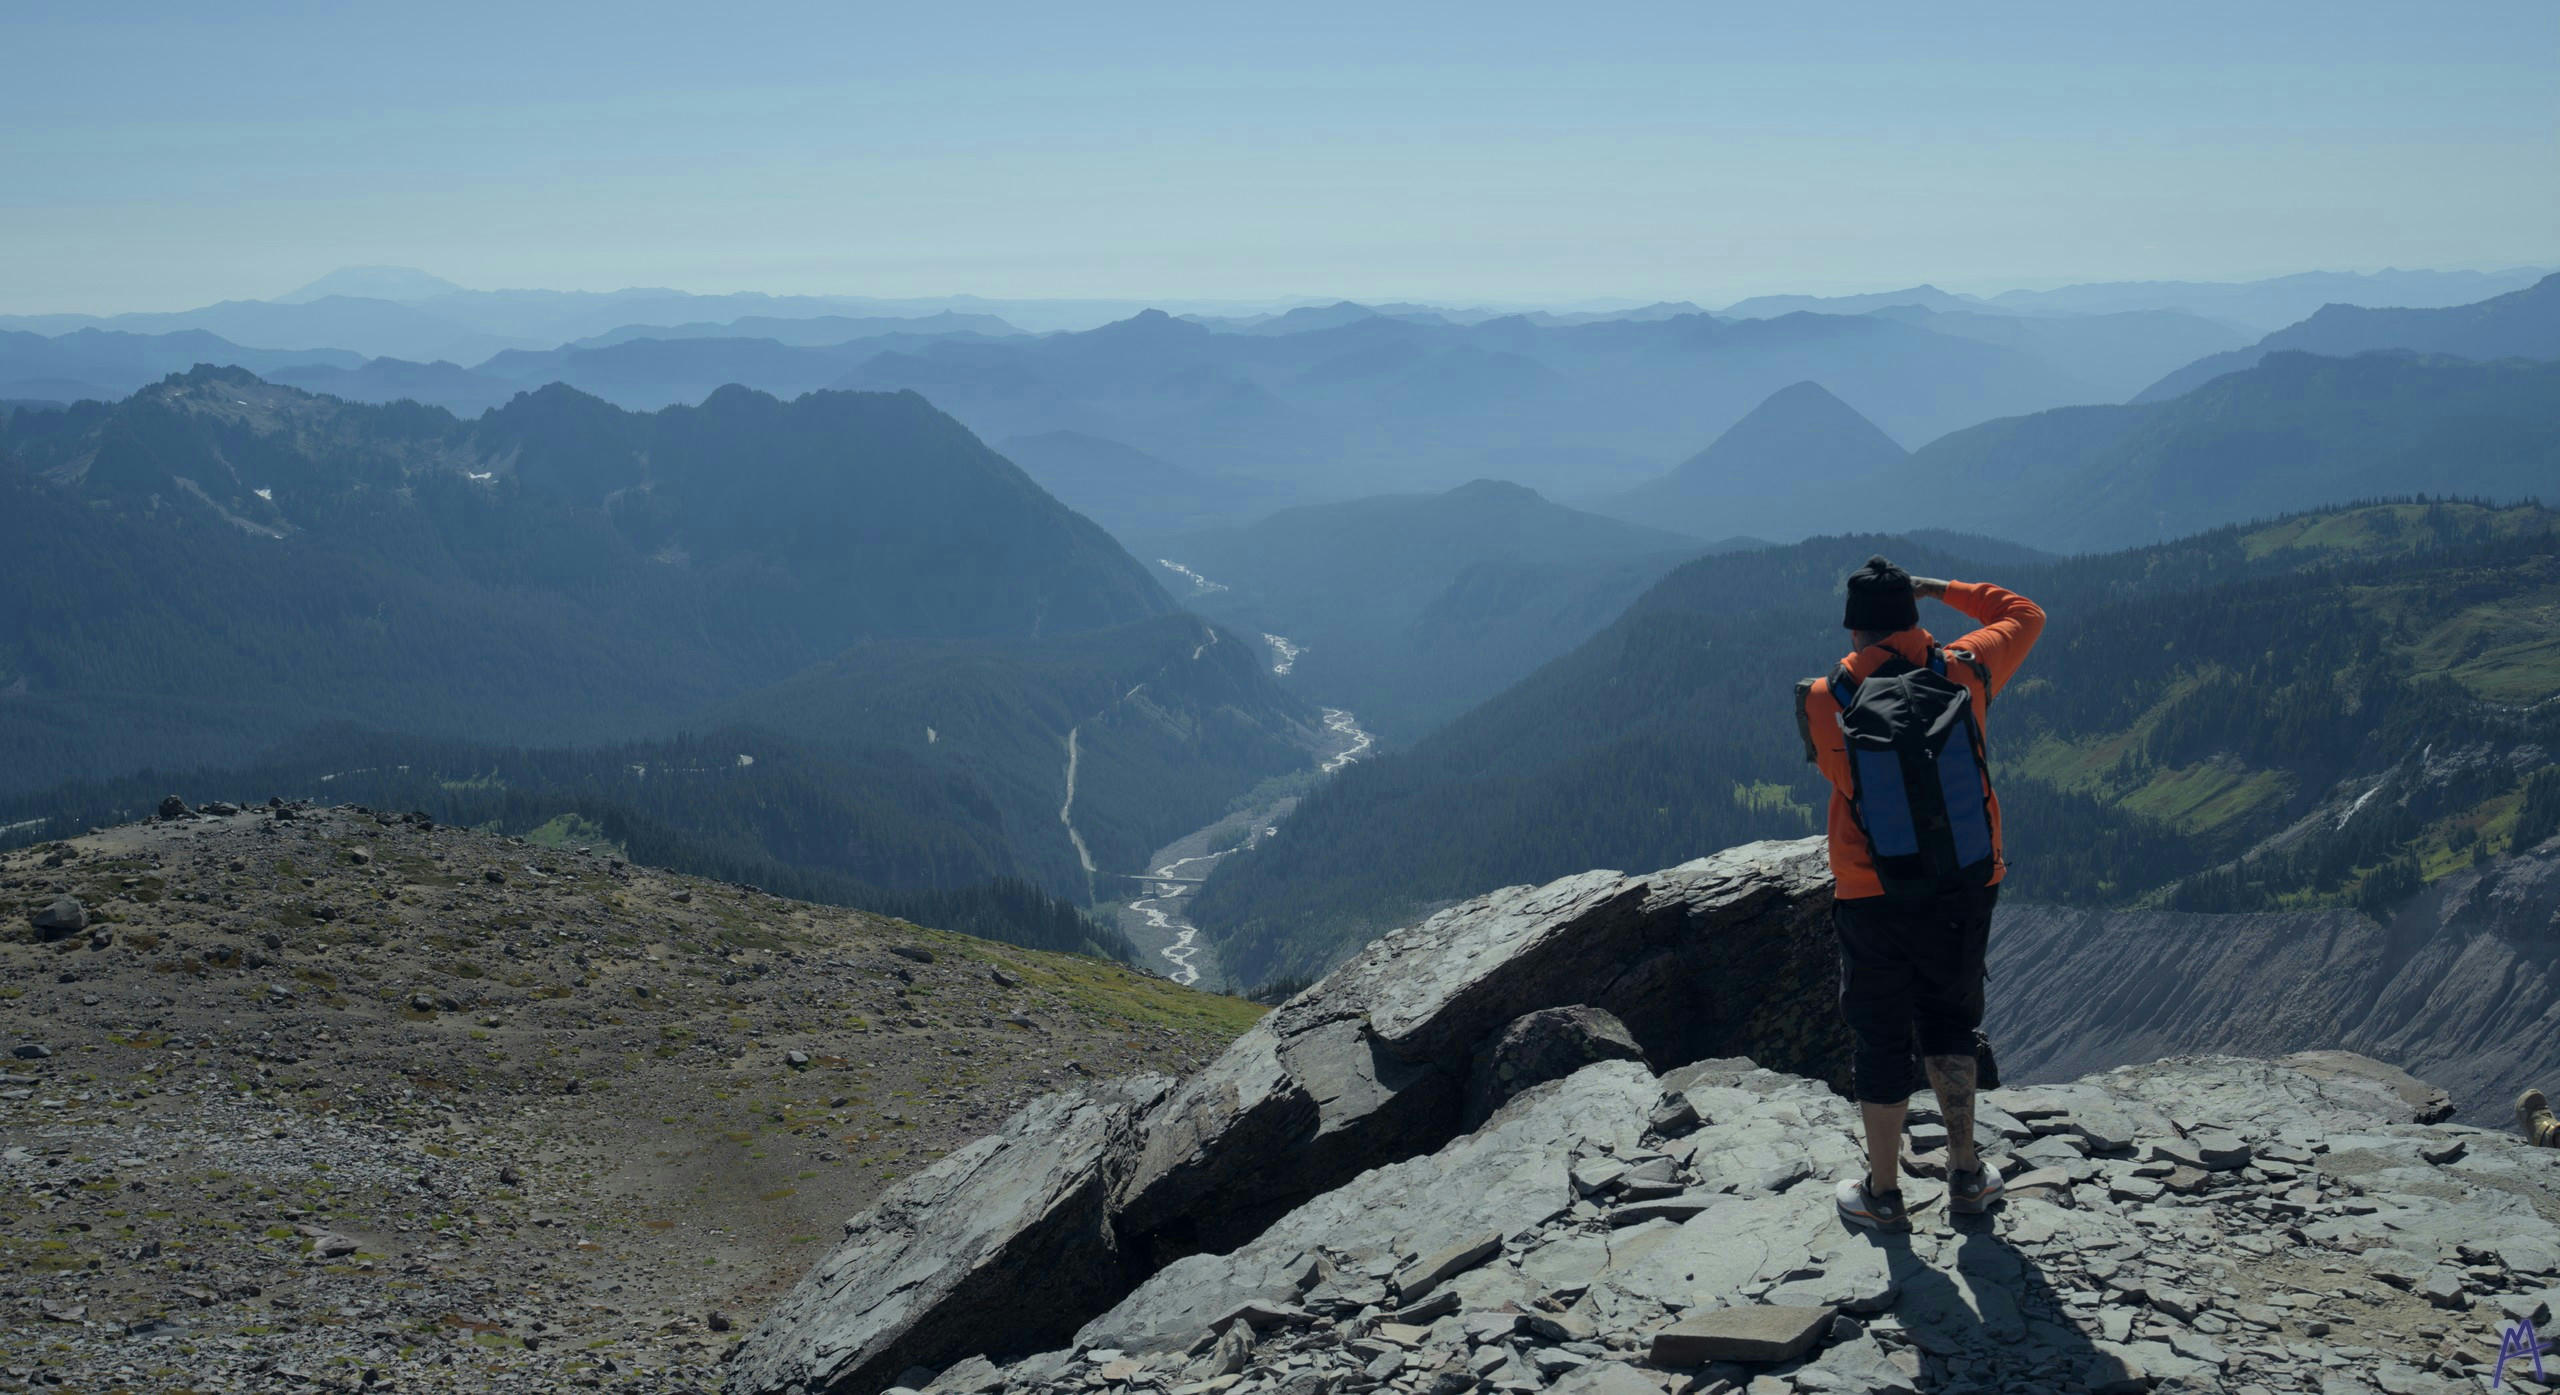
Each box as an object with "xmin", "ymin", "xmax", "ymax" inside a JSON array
[
  {"xmin": 1648, "ymin": 1305, "xmax": 1835, "ymax": 1365},
  {"xmin": 1077, "ymin": 1061, "xmax": 1662, "ymax": 1354},
  {"xmin": 1398, "ymin": 1232, "xmax": 1502, "ymax": 1301}
]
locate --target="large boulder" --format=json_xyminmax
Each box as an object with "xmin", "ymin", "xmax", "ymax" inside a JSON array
[
  {"xmin": 725, "ymin": 1075, "xmax": 1172, "ymax": 1395},
  {"xmin": 727, "ymin": 837, "xmax": 1838, "ymax": 1395},
  {"xmin": 27, "ymin": 896, "xmax": 86, "ymax": 940},
  {"xmin": 1465, "ymin": 1005, "xmax": 1644, "ymax": 1127}
]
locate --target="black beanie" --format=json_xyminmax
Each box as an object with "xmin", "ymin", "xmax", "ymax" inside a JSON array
[{"xmin": 1842, "ymin": 555, "xmax": 1918, "ymax": 632}]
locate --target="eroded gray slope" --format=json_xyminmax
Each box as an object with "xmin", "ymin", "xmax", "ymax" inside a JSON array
[{"xmin": 1990, "ymin": 841, "xmax": 2560, "ymax": 1125}]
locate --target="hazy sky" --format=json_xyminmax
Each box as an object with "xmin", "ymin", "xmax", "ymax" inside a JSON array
[{"xmin": 6, "ymin": 0, "xmax": 2553, "ymax": 313}]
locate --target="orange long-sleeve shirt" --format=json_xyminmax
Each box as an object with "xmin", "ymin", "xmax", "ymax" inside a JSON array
[{"xmin": 1801, "ymin": 580, "xmax": 2046, "ymax": 900}]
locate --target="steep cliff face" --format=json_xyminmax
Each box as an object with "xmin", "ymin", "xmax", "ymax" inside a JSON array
[{"xmin": 1990, "ymin": 841, "xmax": 2560, "ymax": 1125}]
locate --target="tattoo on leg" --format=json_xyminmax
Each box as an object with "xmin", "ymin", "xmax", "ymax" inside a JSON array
[{"xmin": 1924, "ymin": 1054, "xmax": 1978, "ymax": 1168}]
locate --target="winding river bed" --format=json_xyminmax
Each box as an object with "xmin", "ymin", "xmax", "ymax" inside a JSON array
[{"xmin": 1113, "ymin": 708, "xmax": 1374, "ymax": 988}]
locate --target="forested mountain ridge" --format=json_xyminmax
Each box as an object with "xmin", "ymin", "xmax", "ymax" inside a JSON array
[
  {"xmin": 1188, "ymin": 501, "xmax": 2560, "ymax": 988},
  {"xmin": 1831, "ymin": 350, "xmax": 2560, "ymax": 552},
  {"xmin": 0, "ymin": 366, "xmax": 1176, "ymax": 794},
  {"xmin": 0, "ymin": 366, "xmax": 1334, "ymax": 952},
  {"xmin": 2135, "ymin": 270, "xmax": 2560, "ymax": 403},
  {"xmin": 0, "ymin": 614, "xmax": 1322, "ymax": 952},
  {"xmin": 1598, "ymin": 380, "xmax": 1907, "ymax": 539}
]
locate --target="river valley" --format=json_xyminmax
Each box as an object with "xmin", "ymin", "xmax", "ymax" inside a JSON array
[{"xmin": 1110, "ymin": 706, "xmax": 1374, "ymax": 990}]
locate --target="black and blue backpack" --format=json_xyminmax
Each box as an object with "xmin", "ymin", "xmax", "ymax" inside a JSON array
[{"xmin": 1817, "ymin": 646, "xmax": 1999, "ymax": 898}]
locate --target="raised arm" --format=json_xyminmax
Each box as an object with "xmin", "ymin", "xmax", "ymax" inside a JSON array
[{"xmin": 1911, "ymin": 577, "xmax": 2045, "ymax": 696}]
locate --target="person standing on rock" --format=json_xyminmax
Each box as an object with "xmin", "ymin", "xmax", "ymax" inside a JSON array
[{"xmin": 1795, "ymin": 555, "xmax": 2045, "ymax": 1231}]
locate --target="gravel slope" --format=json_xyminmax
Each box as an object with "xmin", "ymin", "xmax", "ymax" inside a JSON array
[{"xmin": 1, "ymin": 802, "xmax": 1261, "ymax": 1394}]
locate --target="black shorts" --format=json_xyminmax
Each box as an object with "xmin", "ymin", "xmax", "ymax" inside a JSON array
[{"xmin": 1833, "ymin": 884, "xmax": 1998, "ymax": 1105}]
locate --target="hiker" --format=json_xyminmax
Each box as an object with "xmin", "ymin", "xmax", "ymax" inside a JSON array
[
  {"xmin": 2519, "ymin": 1089, "xmax": 2560, "ymax": 1146},
  {"xmin": 1795, "ymin": 556, "xmax": 2044, "ymax": 1232}
]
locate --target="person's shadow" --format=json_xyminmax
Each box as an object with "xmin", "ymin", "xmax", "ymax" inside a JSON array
[{"xmin": 1848, "ymin": 1211, "xmax": 2120, "ymax": 1392}]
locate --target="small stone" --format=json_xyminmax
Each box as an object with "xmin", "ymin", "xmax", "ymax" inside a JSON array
[
  {"xmin": 708, "ymin": 1312, "xmax": 733, "ymax": 1332},
  {"xmin": 11, "ymin": 1043, "xmax": 51, "ymax": 1060},
  {"xmin": 2108, "ymin": 1175, "xmax": 2165, "ymax": 1203},
  {"xmin": 2419, "ymin": 1271, "xmax": 2467, "ymax": 1310},
  {"xmin": 891, "ymin": 945, "xmax": 936, "ymax": 963},
  {"xmin": 158, "ymin": 794, "xmax": 191, "ymax": 820},
  {"xmin": 1571, "ymin": 1158, "xmax": 1629, "ymax": 1196},
  {"xmin": 2420, "ymin": 1138, "xmax": 2467, "ymax": 1166},
  {"xmin": 1607, "ymin": 1191, "xmax": 1721, "ymax": 1225},
  {"xmin": 1648, "ymin": 1306, "xmax": 1834, "ymax": 1366},
  {"xmin": 2189, "ymin": 1130, "xmax": 2251, "ymax": 1169},
  {"xmin": 1398, "ymin": 1233, "xmax": 1502, "ymax": 1301},
  {"xmin": 1392, "ymin": 1290, "xmax": 1462, "ymax": 1324},
  {"xmin": 1211, "ymin": 1301, "xmax": 1312, "ymax": 1334},
  {"xmin": 1523, "ymin": 1310, "xmax": 1595, "ymax": 1344},
  {"xmin": 28, "ymin": 896, "xmax": 86, "ymax": 939},
  {"xmin": 2150, "ymin": 1288, "xmax": 2204, "ymax": 1324}
]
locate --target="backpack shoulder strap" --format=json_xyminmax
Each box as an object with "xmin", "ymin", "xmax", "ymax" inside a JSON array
[{"xmin": 1943, "ymin": 644, "xmax": 1995, "ymax": 709}]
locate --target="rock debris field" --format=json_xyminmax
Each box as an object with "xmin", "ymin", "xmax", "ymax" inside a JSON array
[
  {"xmin": 892, "ymin": 1053, "xmax": 2560, "ymax": 1395},
  {"xmin": 0, "ymin": 802, "xmax": 1260, "ymax": 1394}
]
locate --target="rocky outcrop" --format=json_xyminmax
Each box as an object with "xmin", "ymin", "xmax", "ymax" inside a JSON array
[
  {"xmin": 734, "ymin": 1077, "xmax": 1175, "ymax": 1395},
  {"xmin": 727, "ymin": 839, "xmax": 1839, "ymax": 1395},
  {"xmin": 1989, "ymin": 841, "xmax": 2560, "ymax": 1126},
  {"xmin": 937, "ymin": 1050, "xmax": 2548, "ymax": 1395}
]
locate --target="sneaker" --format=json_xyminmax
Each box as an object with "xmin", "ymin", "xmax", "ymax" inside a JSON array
[
  {"xmin": 1949, "ymin": 1165, "xmax": 2004, "ymax": 1214},
  {"xmin": 2519, "ymin": 1088, "xmax": 2559, "ymax": 1147},
  {"xmin": 1835, "ymin": 1177, "xmax": 1911, "ymax": 1233}
]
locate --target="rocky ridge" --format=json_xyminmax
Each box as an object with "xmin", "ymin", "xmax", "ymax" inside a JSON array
[
  {"xmin": 727, "ymin": 840, "xmax": 1846, "ymax": 1395},
  {"xmin": 0, "ymin": 803, "xmax": 1260, "ymax": 1394},
  {"xmin": 731, "ymin": 837, "xmax": 2560, "ymax": 1395}
]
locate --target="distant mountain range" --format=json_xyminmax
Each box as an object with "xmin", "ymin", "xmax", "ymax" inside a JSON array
[
  {"xmin": 1139, "ymin": 479, "xmax": 1724, "ymax": 739},
  {"xmin": 832, "ymin": 306, "xmax": 2101, "ymax": 497},
  {"xmin": 1983, "ymin": 266, "xmax": 2554, "ymax": 333},
  {"xmin": 2135, "ymin": 271, "xmax": 2560, "ymax": 402},
  {"xmin": 1617, "ymin": 351, "xmax": 2560, "ymax": 551},
  {"xmin": 1716, "ymin": 268, "xmax": 2553, "ymax": 332},
  {"xmin": 7, "ymin": 264, "xmax": 2551, "ymax": 518}
]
